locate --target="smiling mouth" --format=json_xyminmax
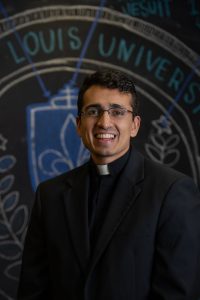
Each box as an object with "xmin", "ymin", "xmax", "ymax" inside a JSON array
[{"xmin": 95, "ymin": 133, "xmax": 116, "ymax": 139}]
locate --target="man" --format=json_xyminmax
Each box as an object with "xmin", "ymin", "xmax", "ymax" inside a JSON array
[{"xmin": 18, "ymin": 69, "xmax": 200, "ymax": 299}]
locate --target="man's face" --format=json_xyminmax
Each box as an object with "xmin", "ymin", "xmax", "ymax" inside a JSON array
[{"xmin": 77, "ymin": 85, "xmax": 141, "ymax": 164}]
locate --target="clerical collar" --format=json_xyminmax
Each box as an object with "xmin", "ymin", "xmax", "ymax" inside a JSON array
[
  {"xmin": 96, "ymin": 164, "xmax": 110, "ymax": 175},
  {"xmin": 90, "ymin": 147, "xmax": 131, "ymax": 177}
]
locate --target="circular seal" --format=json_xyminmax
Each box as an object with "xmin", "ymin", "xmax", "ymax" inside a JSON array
[{"xmin": 0, "ymin": 5, "xmax": 199, "ymax": 298}]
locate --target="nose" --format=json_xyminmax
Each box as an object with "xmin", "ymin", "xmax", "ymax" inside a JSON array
[{"xmin": 96, "ymin": 110, "xmax": 112, "ymax": 128}]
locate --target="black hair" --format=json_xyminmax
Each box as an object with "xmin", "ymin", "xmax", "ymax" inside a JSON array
[{"xmin": 77, "ymin": 69, "xmax": 139, "ymax": 116}]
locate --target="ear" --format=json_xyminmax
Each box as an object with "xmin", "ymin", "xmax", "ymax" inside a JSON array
[
  {"xmin": 76, "ymin": 116, "xmax": 82, "ymax": 137},
  {"xmin": 130, "ymin": 116, "xmax": 141, "ymax": 138}
]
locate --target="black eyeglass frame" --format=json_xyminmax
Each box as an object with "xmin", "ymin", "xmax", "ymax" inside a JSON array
[{"xmin": 79, "ymin": 106, "xmax": 135, "ymax": 118}]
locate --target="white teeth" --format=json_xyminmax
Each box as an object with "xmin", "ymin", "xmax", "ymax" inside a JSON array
[{"xmin": 96, "ymin": 134, "xmax": 115, "ymax": 139}]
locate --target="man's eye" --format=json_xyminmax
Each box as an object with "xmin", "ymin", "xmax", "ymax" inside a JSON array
[
  {"xmin": 87, "ymin": 108, "xmax": 99, "ymax": 116},
  {"xmin": 111, "ymin": 108, "xmax": 125, "ymax": 116}
]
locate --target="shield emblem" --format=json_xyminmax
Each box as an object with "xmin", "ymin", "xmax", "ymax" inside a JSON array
[{"xmin": 27, "ymin": 84, "xmax": 89, "ymax": 190}]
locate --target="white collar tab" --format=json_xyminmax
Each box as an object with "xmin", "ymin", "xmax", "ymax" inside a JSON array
[{"xmin": 96, "ymin": 164, "xmax": 110, "ymax": 175}]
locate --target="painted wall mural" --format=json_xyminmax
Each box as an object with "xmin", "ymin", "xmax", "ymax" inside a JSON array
[{"xmin": 0, "ymin": 0, "xmax": 199, "ymax": 299}]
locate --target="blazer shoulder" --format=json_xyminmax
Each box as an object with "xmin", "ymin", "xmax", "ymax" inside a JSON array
[
  {"xmin": 143, "ymin": 156, "xmax": 193, "ymax": 188},
  {"xmin": 36, "ymin": 161, "xmax": 89, "ymax": 192}
]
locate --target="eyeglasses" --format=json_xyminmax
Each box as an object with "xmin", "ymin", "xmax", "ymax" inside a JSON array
[{"xmin": 80, "ymin": 106, "xmax": 134, "ymax": 119}]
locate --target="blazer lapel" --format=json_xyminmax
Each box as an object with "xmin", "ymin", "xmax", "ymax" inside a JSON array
[
  {"xmin": 63, "ymin": 164, "xmax": 90, "ymax": 273},
  {"xmin": 87, "ymin": 148, "xmax": 144, "ymax": 275}
]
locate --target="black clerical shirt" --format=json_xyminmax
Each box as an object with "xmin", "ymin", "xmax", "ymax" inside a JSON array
[{"xmin": 88, "ymin": 148, "xmax": 131, "ymax": 250}]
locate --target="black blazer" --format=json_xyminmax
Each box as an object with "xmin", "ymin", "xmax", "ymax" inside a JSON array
[{"xmin": 18, "ymin": 148, "xmax": 200, "ymax": 300}]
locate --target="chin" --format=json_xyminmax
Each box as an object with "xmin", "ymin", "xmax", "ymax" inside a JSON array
[{"xmin": 93, "ymin": 150, "xmax": 116, "ymax": 160}]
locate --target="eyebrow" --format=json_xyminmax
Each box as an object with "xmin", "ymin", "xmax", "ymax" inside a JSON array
[
  {"xmin": 84, "ymin": 104, "xmax": 102, "ymax": 109},
  {"xmin": 84, "ymin": 103, "xmax": 126, "ymax": 109}
]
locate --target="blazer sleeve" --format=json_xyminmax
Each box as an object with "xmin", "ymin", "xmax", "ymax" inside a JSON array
[
  {"xmin": 17, "ymin": 184, "xmax": 51, "ymax": 300},
  {"xmin": 151, "ymin": 176, "xmax": 200, "ymax": 300}
]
